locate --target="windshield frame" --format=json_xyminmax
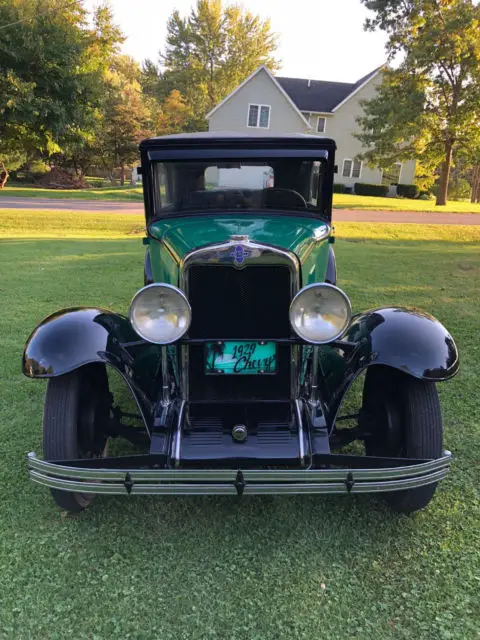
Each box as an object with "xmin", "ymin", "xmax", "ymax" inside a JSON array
[{"xmin": 145, "ymin": 149, "xmax": 333, "ymax": 223}]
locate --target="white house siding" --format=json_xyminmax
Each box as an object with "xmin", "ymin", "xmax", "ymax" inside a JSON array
[
  {"xmin": 397, "ymin": 160, "xmax": 416, "ymax": 185},
  {"xmin": 208, "ymin": 69, "xmax": 308, "ymax": 134},
  {"xmin": 325, "ymin": 75, "xmax": 383, "ymax": 186},
  {"xmin": 208, "ymin": 68, "xmax": 416, "ymax": 186}
]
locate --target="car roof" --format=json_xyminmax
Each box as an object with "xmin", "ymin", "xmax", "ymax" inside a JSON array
[{"xmin": 140, "ymin": 131, "xmax": 336, "ymax": 151}]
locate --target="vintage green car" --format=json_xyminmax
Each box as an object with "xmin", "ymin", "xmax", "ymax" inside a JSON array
[{"xmin": 24, "ymin": 133, "xmax": 458, "ymax": 513}]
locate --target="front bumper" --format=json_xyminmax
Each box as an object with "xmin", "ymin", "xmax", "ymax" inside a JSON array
[{"xmin": 27, "ymin": 451, "xmax": 452, "ymax": 496}]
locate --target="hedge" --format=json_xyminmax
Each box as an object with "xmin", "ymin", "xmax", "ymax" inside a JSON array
[
  {"xmin": 397, "ymin": 183, "xmax": 419, "ymax": 199},
  {"xmin": 354, "ymin": 182, "xmax": 389, "ymax": 197},
  {"xmin": 333, "ymin": 183, "xmax": 345, "ymax": 193}
]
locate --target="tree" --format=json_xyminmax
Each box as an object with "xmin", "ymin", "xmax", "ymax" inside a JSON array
[
  {"xmin": 0, "ymin": 1, "xmax": 124, "ymax": 182},
  {"xmin": 357, "ymin": 0, "xmax": 480, "ymax": 205},
  {"xmin": 153, "ymin": 0, "xmax": 279, "ymax": 126},
  {"xmin": 154, "ymin": 90, "xmax": 193, "ymax": 136},
  {"xmin": 96, "ymin": 56, "xmax": 153, "ymax": 184},
  {"xmin": 470, "ymin": 149, "xmax": 480, "ymax": 203}
]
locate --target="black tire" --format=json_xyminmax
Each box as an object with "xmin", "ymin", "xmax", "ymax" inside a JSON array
[
  {"xmin": 362, "ymin": 365, "xmax": 443, "ymax": 514},
  {"xmin": 43, "ymin": 364, "xmax": 110, "ymax": 513}
]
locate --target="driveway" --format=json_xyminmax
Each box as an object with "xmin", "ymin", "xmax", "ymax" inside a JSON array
[{"xmin": 1, "ymin": 196, "xmax": 479, "ymax": 225}]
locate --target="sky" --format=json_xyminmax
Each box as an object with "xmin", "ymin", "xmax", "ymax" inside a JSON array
[{"xmin": 83, "ymin": 0, "xmax": 389, "ymax": 83}]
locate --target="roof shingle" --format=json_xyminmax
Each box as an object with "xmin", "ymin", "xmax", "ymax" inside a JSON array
[{"xmin": 276, "ymin": 67, "xmax": 382, "ymax": 113}]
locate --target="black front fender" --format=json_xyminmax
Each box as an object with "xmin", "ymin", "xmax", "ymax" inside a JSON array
[
  {"xmin": 319, "ymin": 307, "xmax": 459, "ymax": 427},
  {"xmin": 345, "ymin": 307, "xmax": 459, "ymax": 381},
  {"xmin": 23, "ymin": 308, "xmax": 163, "ymax": 430}
]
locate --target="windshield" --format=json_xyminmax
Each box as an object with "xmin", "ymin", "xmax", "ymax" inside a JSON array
[{"xmin": 151, "ymin": 158, "xmax": 328, "ymax": 216}]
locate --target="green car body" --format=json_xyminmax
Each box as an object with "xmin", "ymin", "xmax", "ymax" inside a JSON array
[
  {"xmin": 147, "ymin": 214, "xmax": 332, "ymax": 286},
  {"xmin": 23, "ymin": 133, "xmax": 459, "ymax": 514}
]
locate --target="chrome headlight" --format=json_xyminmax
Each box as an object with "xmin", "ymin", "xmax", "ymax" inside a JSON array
[
  {"xmin": 129, "ymin": 284, "xmax": 191, "ymax": 344},
  {"xmin": 290, "ymin": 283, "xmax": 351, "ymax": 344}
]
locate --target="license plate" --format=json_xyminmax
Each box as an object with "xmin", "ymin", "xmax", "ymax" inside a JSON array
[{"xmin": 205, "ymin": 341, "xmax": 277, "ymax": 375}]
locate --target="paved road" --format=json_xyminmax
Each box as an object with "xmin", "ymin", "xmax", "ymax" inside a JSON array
[
  {"xmin": 1, "ymin": 196, "xmax": 479, "ymax": 225},
  {"xmin": 0, "ymin": 196, "xmax": 142, "ymax": 211}
]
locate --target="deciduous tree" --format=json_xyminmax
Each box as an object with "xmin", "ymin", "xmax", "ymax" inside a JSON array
[
  {"xmin": 0, "ymin": 1, "xmax": 124, "ymax": 181},
  {"xmin": 97, "ymin": 57, "xmax": 153, "ymax": 184},
  {"xmin": 150, "ymin": 0, "xmax": 279, "ymax": 126},
  {"xmin": 357, "ymin": 0, "xmax": 480, "ymax": 205}
]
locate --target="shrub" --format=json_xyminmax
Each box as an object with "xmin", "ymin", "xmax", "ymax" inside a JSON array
[
  {"xmin": 354, "ymin": 182, "xmax": 389, "ymax": 197},
  {"xmin": 449, "ymin": 178, "xmax": 471, "ymax": 201},
  {"xmin": 397, "ymin": 183, "xmax": 419, "ymax": 199},
  {"xmin": 333, "ymin": 183, "xmax": 345, "ymax": 193}
]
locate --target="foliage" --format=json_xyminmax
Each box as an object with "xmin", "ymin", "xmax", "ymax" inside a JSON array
[
  {"xmin": 145, "ymin": 0, "xmax": 279, "ymax": 127},
  {"xmin": 358, "ymin": 0, "xmax": 480, "ymax": 206},
  {"xmin": 333, "ymin": 183, "xmax": 346, "ymax": 193},
  {"xmin": 397, "ymin": 184, "xmax": 419, "ymax": 199},
  {"xmin": 0, "ymin": 1, "xmax": 125, "ymax": 180},
  {"xmin": 95, "ymin": 56, "xmax": 153, "ymax": 184},
  {"xmin": 152, "ymin": 90, "xmax": 194, "ymax": 136},
  {"xmin": 434, "ymin": 177, "xmax": 472, "ymax": 200},
  {"xmin": 354, "ymin": 182, "xmax": 389, "ymax": 197}
]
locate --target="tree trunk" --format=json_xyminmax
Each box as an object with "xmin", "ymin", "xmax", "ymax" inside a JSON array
[
  {"xmin": 471, "ymin": 165, "xmax": 480, "ymax": 204},
  {"xmin": 436, "ymin": 142, "xmax": 453, "ymax": 206},
  {"xmin": 0, "ymin": 160, "xmax": 9, "ymax": 189},
  {"xmin": 120, "ymin": 162, "xmax": 125, "ymax": 186}
]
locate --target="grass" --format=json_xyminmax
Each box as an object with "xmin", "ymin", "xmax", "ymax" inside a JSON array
[
  {"xmin": 0, "ymin": 210, "xmax": 479, "ymax": 639},
  {"xmin": 0, "ymin": 184, "xmax": 143, "ymax": 201},
  {"xmin": 0, "ymin": 209, "xmax": 146, "ymax": 238},
  {"xmin": 333, "ymin": 193, "xmax": 480, "ymax": 214},
  {"xmin": 2, "ymin": 184, "xmax": 480, "ymax": 213}
]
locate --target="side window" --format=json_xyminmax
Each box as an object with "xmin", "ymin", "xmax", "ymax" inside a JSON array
[
  {"xmin": 247, "ymin": 104, "xmax": 270, "ymax": 128},
  {"xmin": 317, "ymin": 117, "xmax": 326, "ymax": 133}
]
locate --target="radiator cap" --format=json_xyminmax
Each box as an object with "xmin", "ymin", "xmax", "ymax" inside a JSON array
[{"xmin": 232, "ymin": 424, "xmax": 248, "ymax": 443}]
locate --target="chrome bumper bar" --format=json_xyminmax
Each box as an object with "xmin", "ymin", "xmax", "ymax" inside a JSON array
[{"xmin": 27, "ymin": 452, "xmax": 451, "ymax": 496}]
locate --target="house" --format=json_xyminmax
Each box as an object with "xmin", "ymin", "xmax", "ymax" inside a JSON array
[{"xmin": 206, "ymin": 65, "xmax": 415, "ymax": 188}]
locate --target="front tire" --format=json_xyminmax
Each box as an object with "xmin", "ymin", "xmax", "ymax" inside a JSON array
[
  {"xmin": 43, "ymin": 364, "xmax": 110, "ymax": 513},
  {"xmin": 362, "ymin": 366, "xmax": 443, "ymax": 514}
]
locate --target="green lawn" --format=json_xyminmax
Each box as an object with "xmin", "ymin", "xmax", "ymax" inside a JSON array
[
  {"xmin": 333, "ymin": 193, "xmax": 480, "ymax": 214},
  {"xmin": 0, "ymin": 210, "xmax": 479, "ymax": 639},
  {"xmin": 0, "ymin": 184, "xmax": 143, "ymax": 201}
]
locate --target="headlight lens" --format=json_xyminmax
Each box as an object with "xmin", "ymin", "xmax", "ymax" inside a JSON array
[
  {"xmin": 129, "ymin": 284, "xmax": 191, "ymax": 344},
  {"xmin": 290, "ymin": 283, "xmax": 351, "ymax": 343}
]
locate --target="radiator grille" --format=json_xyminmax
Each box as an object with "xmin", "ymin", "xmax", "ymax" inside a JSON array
[
  {"xmin": 186, "ymin": 265, "xmax": 292, "ymax": 402},
  {"xmin": 188, "ymin": 265, "xmax": 291, "ymax": 339}
]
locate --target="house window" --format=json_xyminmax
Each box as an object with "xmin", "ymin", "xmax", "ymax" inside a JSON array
[
  {"xmin": 317, "ymin": 117, "xmax": 326, "ymax": 133},
  {"xmin": 247, "ymin": 104, "xmax": 270, "ymax": 128},
  {"xmin": 381, "ymin": 163, "xmax": 402, "ymax": 186},
  {"xmin": 342, "ymin": 158, "xmax": 362, "ymax": 179},
  {"xmin": 352, "ymin": 159, "xmax": 362, "ymax": 179},
  {"xmin": 342, "ymin": 159, "xmax": 353, "ymax": 178}
]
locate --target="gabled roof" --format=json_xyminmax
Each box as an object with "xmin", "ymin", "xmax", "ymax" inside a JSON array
[
  {"xmin": 276, "ymin": 66, "xmax": 383, "ymax": 113},
  {"xmin": 206, "ymin": 65, "xmax": 310, "ymax": 126}
]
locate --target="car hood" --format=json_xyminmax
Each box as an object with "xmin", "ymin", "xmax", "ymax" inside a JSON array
[{"xmin": 148, "ymin": 214, "xmax": 330, "ymax": 263}]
